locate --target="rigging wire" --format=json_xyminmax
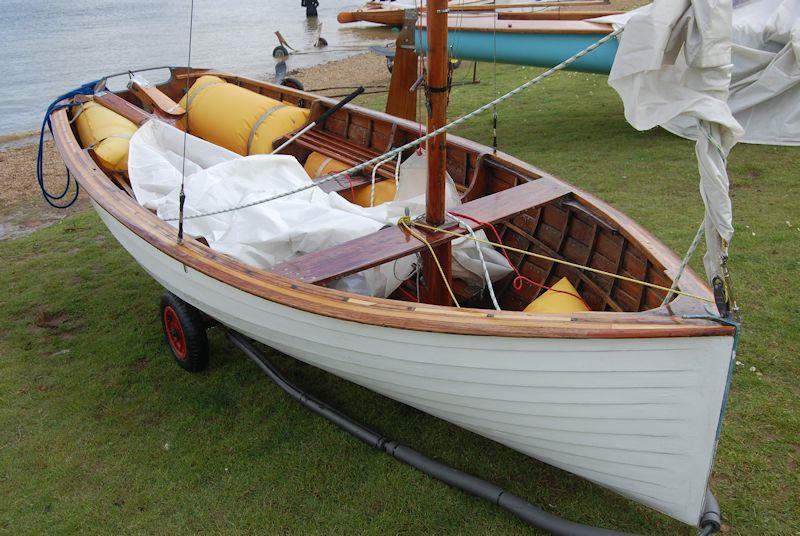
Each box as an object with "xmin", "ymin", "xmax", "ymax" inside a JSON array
[
  {"xmin": 492, "ymin": 0, "xmax": 498, "ymax": 153},
  {"xmin": 662, "ymin": 219, "xmax": 706, "ymax": 306},
  {"xmin": 164, "ymin": 26, "xmax": 624, "ymax": 222},
  {"xmin": 448, "ymin": 212, "xmax": 501, "ymax": 310},
  {"xmin": 177, "ymin": 0, "xmax": 195, "ymax": 244}
]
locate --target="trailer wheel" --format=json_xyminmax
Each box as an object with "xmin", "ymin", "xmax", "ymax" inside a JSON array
[
  {"xmin": 272, "ymin": 45, "xmax": 289, "ymax": 59},
  {"xmin": 160, "ymin": 291, "xmax": 209, "ymax": 373},
  {"xmin": 281, "ymin": 77, "xmax": 304, "ymax": 91}
]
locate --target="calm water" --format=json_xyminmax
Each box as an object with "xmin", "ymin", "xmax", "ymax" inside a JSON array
[{"xmin": 0, "ymin": 0, "xmax": 393, "ymax": 137}]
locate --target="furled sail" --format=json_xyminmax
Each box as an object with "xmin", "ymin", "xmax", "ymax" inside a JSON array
[
  {"xmin": 601, "ymin": 0, "xmax": 744, "ymax": 284},
  {"xmin": 595, "ymin": 0, "xmax": 800, "ymax": 146}
]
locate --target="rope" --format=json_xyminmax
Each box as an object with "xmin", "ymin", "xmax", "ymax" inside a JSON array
[
  {"xmin": 448, "ymin": 212, "xmax": 501, "ymax": 310},
  {"xmin": 37, "ymin": 79, "xmax": 102, "ymax": 209},
  {"xmin": 367, "ymin": 151, "xmax": 402, "ymax": 207},
  {"xmin": 398, "ymin": 217, "xmax": 461, "ymax": 308},
  {"xmin": 662, "ymin": 219, "xmax": 705, "ymax": 306},
  {"xmin": 164, "ymin": 26, "xmax": 624, "ymax": 222},
  {"xmin": 402, "ymin": 218, "xmax": 714, "ymax": 304}
]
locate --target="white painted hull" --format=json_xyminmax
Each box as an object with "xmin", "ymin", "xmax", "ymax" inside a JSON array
[{"xmin": 94, "ymin": 203, "xmax": 734, "ymax": 526}]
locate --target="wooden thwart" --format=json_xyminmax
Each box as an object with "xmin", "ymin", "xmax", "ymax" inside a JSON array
[
  {"xmin": 93, "ymin": 91, "xmax": 182, "ymax": 128},
  {"xmin": 128, "ymin": 80, "xmax": 185, "ymax": 117},
  {"xmin": 271, "ymin": 177, "xmax": 570, "ymax": 285},
  {"xmin": 279, "ymin": 127, "xmax": 398, "ymax": 182}
]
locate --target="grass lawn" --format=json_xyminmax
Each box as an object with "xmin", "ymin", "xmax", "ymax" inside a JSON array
[{"xmin": 1, "ymin": 63, "xmax": 798, "ymax": 535}]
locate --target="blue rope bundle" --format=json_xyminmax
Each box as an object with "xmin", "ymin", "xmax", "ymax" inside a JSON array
[{"xmin": 36, "ymin": 80, "xmax": 101, "ymax": 208}]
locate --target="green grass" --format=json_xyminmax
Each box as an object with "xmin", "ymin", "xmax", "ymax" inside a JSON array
[{"xmin": 1, "ymin": 63, "xmax": 798, "ymax": 535}]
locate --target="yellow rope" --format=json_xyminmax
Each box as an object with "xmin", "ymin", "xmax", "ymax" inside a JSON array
[
  {"xmin": 398, "ymin": 218, "xmax": 461, "ymax": 308},
  {"xmin": 402, "ymin": 218, "xmax": 713, "ymax": 304}
]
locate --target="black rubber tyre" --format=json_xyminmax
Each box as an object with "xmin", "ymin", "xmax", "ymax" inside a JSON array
[
  {"xmin": 314, "ymin": 37, "xmax": 328, "ymax": 48},
  {"xmin": 272, "ymin": 45, "xmax": 289, "ymax": 59},
  {"xmin": 281, "ymin": 77, "xmax": 305, "ymax": 91},
  {"xmin": 160, "ymin": 291, "xmax": 209, "ymax": 373}
]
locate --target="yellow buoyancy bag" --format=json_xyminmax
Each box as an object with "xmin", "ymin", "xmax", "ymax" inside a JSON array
[
  {"xmin": 178, "ymin": 75, "xmax": 310, "ymax": 155},
  {"xmin": 524, "ymin": 277, "xmax": 591, "ymax": 314},
  {"xmin": 73, "ymin": 101, "xmax": 138, "ymax": 172},
  {"xmin": 304, "ymin": 151, "xmax": 397, "ymax": 207}
]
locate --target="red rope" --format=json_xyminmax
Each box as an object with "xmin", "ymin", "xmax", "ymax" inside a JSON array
[
  {"xmin": 344, "ymin": 174, "xmax": 356, "ymax": 202},
  {"xmin": 448, "ymin": 211, "xmax": 590, "ymax": 307}
]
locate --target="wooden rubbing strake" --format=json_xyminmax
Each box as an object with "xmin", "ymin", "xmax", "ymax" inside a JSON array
[{"xmin": 271, "ymin": 177, "xmax": 570, "ymax": 285}]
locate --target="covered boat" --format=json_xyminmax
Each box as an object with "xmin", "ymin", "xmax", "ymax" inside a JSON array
[{"xmin": 42, "ymin": 0, "xmax": 740, "ymax": 531}]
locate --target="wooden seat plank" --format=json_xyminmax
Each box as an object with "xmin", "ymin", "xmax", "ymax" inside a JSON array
[
  {"xmin": 271, "ymin": 177, "xmax": 570, "ymax": 284},
  {"xmin": 278, "ymin": 127, "xmax": 398, "ymax": 181}
]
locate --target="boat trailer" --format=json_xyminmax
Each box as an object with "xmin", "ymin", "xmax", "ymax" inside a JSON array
[{"xmin": 159, "ymin": 290, "xmax": 723, "ymax": 535}]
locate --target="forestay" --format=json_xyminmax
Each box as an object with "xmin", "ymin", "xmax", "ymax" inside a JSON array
[
  {"xmin": 598, "ymin": 0, "xmax": 744, "ymax": 284},
  {"xmin": 127, "ymin": 120, "xmax": 511, "ymax": 297}
]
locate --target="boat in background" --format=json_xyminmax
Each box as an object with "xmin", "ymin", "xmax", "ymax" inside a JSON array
[
  {"xmin": 337, "ymin": 0, "xmax": 611, "ymax": 27},
  {"xmin": 337, "ymin": 1, "xmax": 409, "ymax": 27},
  {"xmin": 417, "ymin": 12, "xmax": 618, "ymax": 74},
  {"xmin": 342, "ymin": 4, "xmax": 622, "ymax": 74}
]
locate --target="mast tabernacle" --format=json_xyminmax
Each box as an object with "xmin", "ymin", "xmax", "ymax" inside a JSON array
[{"xmin": 422, "ymin": 0, "xmax": 453, "ymax": 305}]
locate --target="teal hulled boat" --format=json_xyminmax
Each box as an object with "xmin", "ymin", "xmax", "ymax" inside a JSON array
[{"xmin": 416, "ymin": 13, "xmax": 618, "ymax": 74}]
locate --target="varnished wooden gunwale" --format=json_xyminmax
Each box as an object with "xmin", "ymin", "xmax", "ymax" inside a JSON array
[{"xmin": 49, "ymin": 70, "xmax": 733, "ymax": 339}]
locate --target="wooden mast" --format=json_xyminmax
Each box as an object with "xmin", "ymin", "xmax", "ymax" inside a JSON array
[{"xmin": 422, "ymin": 0, "xmax": 453, "ymax": 306}]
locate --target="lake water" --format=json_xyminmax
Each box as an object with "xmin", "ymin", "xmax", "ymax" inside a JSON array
[{"xmin": 0, "ymin": 0, "xmax": 393, "ymax": 137}]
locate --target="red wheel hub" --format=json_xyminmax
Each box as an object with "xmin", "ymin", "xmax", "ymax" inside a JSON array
[{"xmin": 163, "ymin": 306, "xmax": 188, "ymax": 360}]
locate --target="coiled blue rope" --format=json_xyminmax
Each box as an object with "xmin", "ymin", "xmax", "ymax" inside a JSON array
[{"xmin": 36, "ymin": 80, "xmax": 102, "ymax": 208}]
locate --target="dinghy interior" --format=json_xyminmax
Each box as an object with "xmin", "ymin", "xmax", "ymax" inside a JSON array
[{"xmin": 54, "ymin": 68, "xmax": 723, "ymax": 322}]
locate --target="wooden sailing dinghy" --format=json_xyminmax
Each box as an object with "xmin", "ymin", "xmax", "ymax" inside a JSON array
[{"xmin": 43, "ymin": 2, "xmax": 734, "ymax": 529}]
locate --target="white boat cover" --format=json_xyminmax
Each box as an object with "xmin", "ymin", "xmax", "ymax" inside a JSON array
[
  {"xmin": 127, "ymin": 120, "xmax": 511, "ymax": 298},
  {"xmin": 595, "ymin": 0, "xmax": 745, "ymax": 283},
  {"xmin": 594, "ymin": 0, "xmax": 800, "ymax": 146}
]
